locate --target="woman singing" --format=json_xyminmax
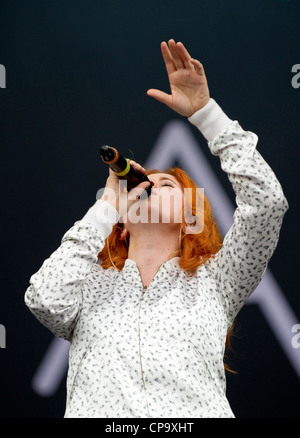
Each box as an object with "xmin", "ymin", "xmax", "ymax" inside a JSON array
[{"xmin": 25, "ymin": 40, "xmax": 288, "ymax": 418}]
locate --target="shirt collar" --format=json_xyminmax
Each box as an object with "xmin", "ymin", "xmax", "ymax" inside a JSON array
[
  {"xmin": 124, "ymin": 256, "xmax": 181, "ymax": 274},
  {"xmin": 122, "ymin": 256, "xmax": 181, "ymax": 288}
]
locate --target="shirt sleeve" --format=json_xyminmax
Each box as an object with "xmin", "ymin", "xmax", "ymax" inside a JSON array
[
  {"xmin": 189, "ymin": 99, "xmax": 289, "ymax": 325},
  {"xmin": 24, "ymin": 200, "xmax": 119, "ymax": 340}
]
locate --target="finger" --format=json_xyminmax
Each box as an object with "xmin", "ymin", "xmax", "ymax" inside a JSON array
[
  {"xmin": 168, "ymin": 39, "xmax": 185, "ymax": 70},
  {"xmin": 108, "ymin": 168, "xmax": 119, "ymax": 181},
  {"xmin": 190, "ymin": 59, "xmax": 205, "ymax": 75},
  {"xmin": 147, "ymin": 88, "xmax": 173, "ymax": 108},
  {"xmin": 176, "ymin": 41, "xmax": 194, "ymax": 70},
  {"xmin": 128, "ymin": 160, "xmax": 146, "ymax": 173},
  {"xmin": 160, "ymin": 41, "xmax": 176, "ymax": 75}
]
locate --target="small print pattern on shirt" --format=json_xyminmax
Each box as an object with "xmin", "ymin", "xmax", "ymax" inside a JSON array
[{"xmin": 25, "ymin": 121, "xmax": 288, "ymax": 418}]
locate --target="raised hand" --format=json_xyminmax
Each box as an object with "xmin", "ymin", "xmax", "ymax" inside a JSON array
[{"xmin": 147, "ymin": 39, "xmax": 210, "ymax": 117}]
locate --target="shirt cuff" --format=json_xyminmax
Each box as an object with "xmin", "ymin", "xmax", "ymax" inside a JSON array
[
  {"xmin": 81, "ymin": 199, "xmax": 120, "ymax": 239},
  {"xmin": 188, "ymin": 98, "xmax": 233, "ymax": 142}
]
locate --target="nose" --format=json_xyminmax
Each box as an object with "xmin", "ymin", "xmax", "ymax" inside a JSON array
[{"xmin": 148, "ymin": 179, "xmax": 157, "ymax": 195}]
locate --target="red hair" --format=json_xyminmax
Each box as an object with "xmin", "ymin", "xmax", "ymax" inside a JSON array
[{"xmin": 98, "ymin": 167, "xmax": 235, "ymax": 372}]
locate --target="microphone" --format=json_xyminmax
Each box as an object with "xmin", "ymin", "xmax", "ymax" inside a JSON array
[{"xmin": 100, "ymin": 145, "xmax": 152, "ymax": 196}]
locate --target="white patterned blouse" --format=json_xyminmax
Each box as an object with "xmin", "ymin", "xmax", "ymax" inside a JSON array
[{"xmin": 25, "ymin": 99, "xmax": 288, "ymax": 418}]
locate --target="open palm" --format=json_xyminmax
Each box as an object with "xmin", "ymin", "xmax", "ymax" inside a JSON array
[{"xmin": 147, "ymin": 40, "xmax": 210, "ymax": 117}]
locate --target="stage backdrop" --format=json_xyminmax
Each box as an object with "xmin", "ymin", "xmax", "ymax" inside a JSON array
[{"xmin": 0, "ymin": 0, "xmax": 299, "ymax": 418}]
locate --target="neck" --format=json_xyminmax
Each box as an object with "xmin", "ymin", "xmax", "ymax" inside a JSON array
[{"xmin": 127, "ymin": 224, "xmax": 180, "ymax": 283}]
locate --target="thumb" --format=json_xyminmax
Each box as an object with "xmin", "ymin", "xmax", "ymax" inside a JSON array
[{"xmin": 147, "ymin": 89, "xmax": 173, "ymax": 107}]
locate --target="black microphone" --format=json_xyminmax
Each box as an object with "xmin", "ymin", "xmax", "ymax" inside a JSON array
[{"xmin": 100, "ymin": 145, "xmax": 152, "ymax": 196}]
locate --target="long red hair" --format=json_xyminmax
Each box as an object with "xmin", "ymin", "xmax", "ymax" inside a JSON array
[{"xmin": 98, "ymin": 167, "xmax": 235, "ymax": 372}]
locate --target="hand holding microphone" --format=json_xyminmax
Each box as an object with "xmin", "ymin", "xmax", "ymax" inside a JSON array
[
  {"xmin": 100, "ymin": 145, "xmax": 152, "ymax": 195},
  {"xmin": 100, "ymin": 145, "xmax": 152, "ymax": 217}
]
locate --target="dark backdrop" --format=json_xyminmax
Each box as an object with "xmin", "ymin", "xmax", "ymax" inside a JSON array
[{"xmin": 0, "ymin": 0, "xmax": 299, "ymax": 418}]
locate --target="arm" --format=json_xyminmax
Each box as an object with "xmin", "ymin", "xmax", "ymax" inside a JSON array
[
  {"xmin": 148, "ymin": 40, "xmax": 289, "ymax": 323},
  {"xmin": 24, "ymin": 201, "xmax": 119, "ymax": 340},
  {"xmin": 25, "ymin": 160, "xmax": 148, "ymax": 340},
  {"xmin": 190, "ymin": 102, "xmax": 288, "ymax": 323}
]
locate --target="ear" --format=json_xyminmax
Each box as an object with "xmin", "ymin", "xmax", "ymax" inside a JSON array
[{"xmin": 120, "ymin": 228, "xmax": 129, "ymax": 240}]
